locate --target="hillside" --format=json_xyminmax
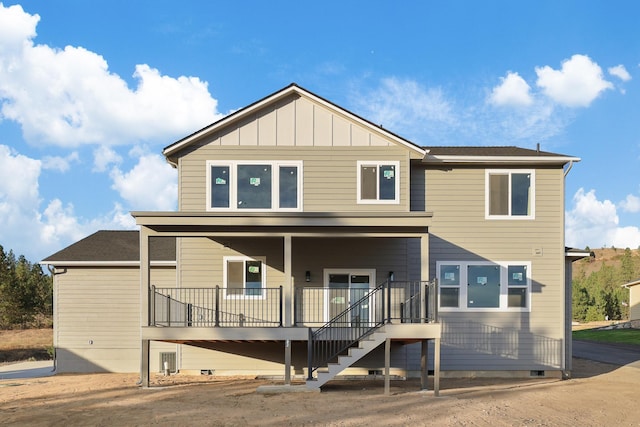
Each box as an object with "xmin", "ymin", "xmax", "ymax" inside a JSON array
[
  {"xmin": 571, "ymin": 247, "xmax": 640, "ymax": 321},
  {"xmin": 572, "ymin": 247, "xmax": 640, "ymax": 280}
]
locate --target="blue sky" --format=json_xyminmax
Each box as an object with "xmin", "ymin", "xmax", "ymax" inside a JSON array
[{"xmin": 1, "ymin": 1, "xmax": 639, "ymax": 261}]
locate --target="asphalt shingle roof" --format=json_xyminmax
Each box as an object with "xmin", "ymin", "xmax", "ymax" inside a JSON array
[{"xmin": 41, "ymin": 230, "xmax": 175, "ymax": 263}]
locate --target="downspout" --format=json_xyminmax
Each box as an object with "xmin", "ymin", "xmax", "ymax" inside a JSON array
[
  {"xmin": 563, "ymin": 160, "xmax": 574, "ymax": 178},
  {"xmin": 166, "ymin": 157, "xmax": 178, "ymax": 168},
  {"xmin": 562, "ymin": 159, "xmax": 574, "ymax": 377}
]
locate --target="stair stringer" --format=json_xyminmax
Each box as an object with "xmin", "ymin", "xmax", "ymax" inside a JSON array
[{"xmin": 306, "ymin": 326, "xmax": 389, "ymax": 389}]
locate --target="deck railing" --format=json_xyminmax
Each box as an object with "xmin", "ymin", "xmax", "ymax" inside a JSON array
[
  {"xmin": 150, "ymin": 286, "xmax": 283, "ymax": 327},
  {"xmin": 150, "ymin": 280, "xmax": 438, "ymax": 329},
  {"xmin": 295, "ymin": 280, "xmax": 438, "ymax": 325},
  {"xmin": 306, "ymin": 280, "xmax": 437, "ymax": 379}
]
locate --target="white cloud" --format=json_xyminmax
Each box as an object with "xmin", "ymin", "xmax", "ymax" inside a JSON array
[
  {"xmin": 535, "ymin": 54, "xmax": 613, "ymax": 107},
  {"xmin": 619, "ymin": 194, "xmax": 640, "ymax": 213},
  {"xmin": 42, "ymin": 151, "xmax": 79, "ymax": 172},
  {"xmin": 0, "ymin": 144, "xmax": 137, "ymax": 260},
  {"xmin": 93, "ymin": 145, "xmax": 122, "ymax": 172},
  {"xmin": 110, "ymin": 153, "xmax": 177, "ymax": 211},
  {"xmin": 608, "ymin": 64, "xmax": 631, "ymax": 82},
  {"xmin": 0, "ymin": 144, "xmax": 40, "ymax": 210},
  {"xmin": 0, "ymin": 3, "xmax": 223, "ymax": 148},
  {"xmin": 349, "ymin": 77, "xmax": 457, "ymax": 144},
  {"xmin": 566, "ymin": 188, "xmax": 640, "ymax": 249},
  {"xmin": 489, "ymin": 72, "xmax": 533, "ymax": 107}
]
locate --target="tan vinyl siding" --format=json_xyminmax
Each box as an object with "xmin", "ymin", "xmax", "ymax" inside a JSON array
[
  {"xmin": 629, "ymin": 286, "xmax": 640, "ymax": 321},
  {"xmin": 422, "ymin": 165, "xmax": 566, "ymax": 371},
  {"xmin": 180, "ymin": 146, "xmax": 410, "ymax": 212},
  {"xmin": 177, "ymin": 236, "xmax": 419, "ymax": 290},
  {"xmin": 54, "ymin": 265, "xmax": 175, "ymax": 373},
  {"xmin": 176, "ymin": 95, "xmax": 419, "ymax": 213}
]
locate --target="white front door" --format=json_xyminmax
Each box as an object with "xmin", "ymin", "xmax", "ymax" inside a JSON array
[{"xmin": 323, "ymin": 269, "xmax": 376, "ymax": 324}]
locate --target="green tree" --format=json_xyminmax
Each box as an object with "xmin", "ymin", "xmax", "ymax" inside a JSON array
[{"xmin": 0, "ymin": 245, "xmax": 52, "ymax": 329}]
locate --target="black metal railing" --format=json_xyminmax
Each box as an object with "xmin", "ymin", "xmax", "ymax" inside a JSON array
[
  {"xmin": 295, "ymin": 280, "xmax": 438, "ymax": 325},
  {"xmin": 306, "ymin": 280, "xmax": 438, "ymax": 380},
  {"xmin": 150, "ymin": 286, "xmax": 283, "ymax": 327}
]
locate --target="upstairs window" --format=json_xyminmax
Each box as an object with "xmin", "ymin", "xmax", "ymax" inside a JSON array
[
  {"xmin": 207, "ymin": 161, "xmax": 302, "ymax": 211},
  {"xmin": 486, "ymin": 170, "xmax": 535, "ymax": 219},
  {"xmin": 357, "ymin": 161, "xmax": 400, "ymax": 204}
]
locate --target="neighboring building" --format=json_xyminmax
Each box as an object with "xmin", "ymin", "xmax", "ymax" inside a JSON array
[
  {"xmin": 622, "ymin": 279, "xmax": 640, "ymax": 323},
  {"xmin": 42, "ymin": 83, "xmax": 583, "ymax": 390}
]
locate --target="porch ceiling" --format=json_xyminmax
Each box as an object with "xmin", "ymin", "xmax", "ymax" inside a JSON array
[{"xmin": 132, "ymin": 211, "xmax": 432, "ymax": 237}]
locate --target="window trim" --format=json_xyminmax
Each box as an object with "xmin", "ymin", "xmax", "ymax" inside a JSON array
[
  {"xmin": 222, "ymin": 256, "xmax": 267, "ymax": 300},
  {"xmin": 356, "ymin": 161, "xmax": 400, "ymax": 204},
  {"xmin": 206, "ymin": 160, "xmax": 303, "ymax": 212},
  {"xmin": 485, "ymin": 169, "xmax": 535, "ymax": 220},
  {"xmin": 436, "ymin": 261, "xmax": 531, "ymax": 312}
]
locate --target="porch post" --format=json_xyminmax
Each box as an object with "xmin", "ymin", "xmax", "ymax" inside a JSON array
[
  {"xmin": 421, "ymin": 339, "xmax": 428, "ymax": 390},
  {"xmin": 141, "ymin": 339, "xmax": 150, "ymax": 387},
  {"xmin": 420, "ymin": 234, "xmax": 429, "ymax": 322},
  {"xmin": 284, "ymin": 235, "xmax": 293, "ymax": 385},
  {"xmin": 384, "ymin": 338, "xmax": 391, "ymax": 395},
  {"xmin": 284, "ymin": 234, "xmax": 292, "ymax": 327},
  {"xmin": 433, "ymin": 338, "xmax": 441, "ymax": 397},
  {"xmin": 284, "ymin": 339, "xmax": 292, "ymax": 385},
  {"xmin": 140, "ymin": 226, "xmax": 151, "ymax": 387}
]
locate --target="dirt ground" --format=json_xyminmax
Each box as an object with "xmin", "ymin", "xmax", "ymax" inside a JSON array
[{"xmin": 1, "ymin": 358, "xmax": 638, "ymax": 426}]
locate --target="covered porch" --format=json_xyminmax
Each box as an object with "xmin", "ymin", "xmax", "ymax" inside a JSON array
[{"xmin": 134, "ymin": 212, "xmax": 440, "ymax": 392}]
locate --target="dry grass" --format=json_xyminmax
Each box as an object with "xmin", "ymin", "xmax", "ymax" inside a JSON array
[{"xmin": 0, "ymin": 328, "xmax": 53, "ymax": 364}]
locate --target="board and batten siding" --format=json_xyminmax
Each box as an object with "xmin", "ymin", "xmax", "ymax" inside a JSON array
[
  {"xmin": 420, "ymin": 165, "xmax": 566, "ymax": 371},
  {"xmin": 54, "ymin": 265, "xmax": 175, "ymax": 373},
  {"xmin": 175, "ymin": 95, "xmax": 421, "ymax": 213}
]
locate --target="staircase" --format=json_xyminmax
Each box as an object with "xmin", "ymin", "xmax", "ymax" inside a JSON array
[
  {"xmin": 307, "ymin": 326, "xmax": 388, "ymax": 389},
  {"xmin": 305, "ymin": 282, "xmax": 389, "ymax": 389},
  {"xmin": 305, "ymin": 279, "xmax": 438, "ymax": 390}
]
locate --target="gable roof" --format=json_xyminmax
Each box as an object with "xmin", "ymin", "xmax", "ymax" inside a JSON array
[
  {"xmin": 41, "ymin": 230, "xmax": 176, "ymax": 266},
  {"xmin": 162, "ymin": 83, "xmax": 426, "ymax": 162},
  {"xmin": 423, "ymin": 146, "xmax": 580, "ymax": 165}
]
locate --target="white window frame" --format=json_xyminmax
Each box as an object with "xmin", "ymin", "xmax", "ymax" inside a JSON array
[
  {"xmin": 222, "ymin": 256, "xmax": 267, "ymax": 299},
  {"xmin": 436, "ymin": 261, "xmax": 531, "ymax": 312},
  {"xmin": 356, "ymin": 161, "xmax": 400, "ymax": 204},
  {"xmin": 485, "ymin": 169, "xmax": 535, "ymax": 220},
  {"xmin": 206, "ymin": 160, "xmax": 303, "ymax": 212}
]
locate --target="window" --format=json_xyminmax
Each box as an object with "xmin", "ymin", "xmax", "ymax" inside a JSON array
[
  {"xmin": 357, "ymin": 161, "xmax": 400, "ymax": 204},
  {"xmin": 486, "ymin": 170, "xmax": 534, "ymax": 219},
  {"xmin": 507, "ymin": 265, "xmax": 528, "ymax": 308},
  {"xmin": 207, "ymin": 161, "xmax": 302, "ymax": 211},
  {"xmin": 439, "ymin": 265, "xmax": 460, "ymax": 308},
  {"xmin": 436, "ymin": 261, "xmax": 531, "ymax": 311},
  {"xmin": 224, "ymin": 256, "xmax": 266, "ymax": 298}
]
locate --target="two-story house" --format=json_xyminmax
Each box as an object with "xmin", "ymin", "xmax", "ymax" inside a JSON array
[{"xmin": 42, "ymin": 83, "xmax": 582, "ymax": 392}]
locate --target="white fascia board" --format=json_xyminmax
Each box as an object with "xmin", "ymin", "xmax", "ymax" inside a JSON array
[
  {"xmin": 40, "ymin": 260, "xmax": 176, "ymax": 267},
  {"xmin": 564, "ymin": 250, "xmax": 592, "ymax": 259},
  {"xmin": 424, "ymin": 155, "xmax": 582, "ymax": 165},
  {"xmin": 621, "ymin": 279, "xmax": 640, "ymax": 288}
]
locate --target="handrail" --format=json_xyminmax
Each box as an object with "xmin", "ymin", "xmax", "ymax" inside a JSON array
[
  {"xmin": 306, "ymin": 279, "xmax": 438, "ymax": 380},
  {"xmin": 307, "ymin": 283, "xmax": 385, "ymax": 380}
]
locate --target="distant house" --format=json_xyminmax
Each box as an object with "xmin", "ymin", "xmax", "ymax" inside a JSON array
[
  {"xmin": 42, "ymin": 83, "xmax": 585, "ymax": 391},
  {"xmin": 622, "ymin": 279, "xmax": 640, "ymax": 324}
]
